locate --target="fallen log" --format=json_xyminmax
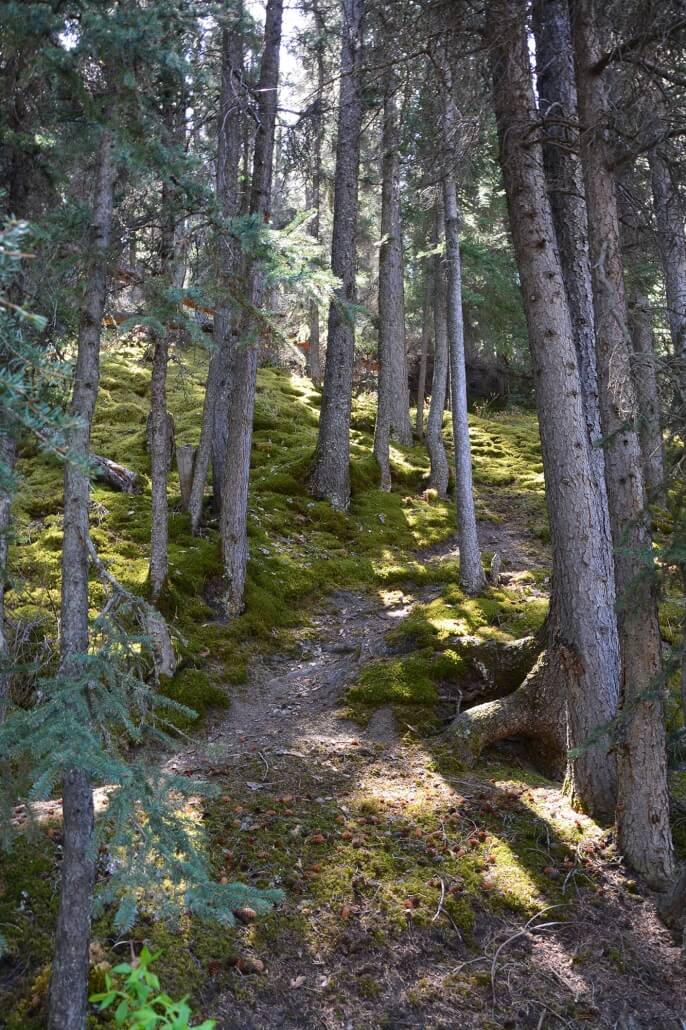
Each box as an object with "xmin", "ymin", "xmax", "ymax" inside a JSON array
[{"xmin": 91, "ymin": 454, "xmax": 140, "ymax": 494}]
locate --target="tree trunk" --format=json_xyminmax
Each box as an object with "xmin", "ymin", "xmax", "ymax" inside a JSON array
[
  {"xmin": 309, "ymin": 0, "xmax": 365, "ymax": 510},
  {"xmin": 628, "ymin": 293, "xmax": 664, "ymax": 498},
  {"xmin": 220, "ymin": 0, "xmax": 283, "ymax": 614},
  {"xmin": 427, "ymin": 205, "xmax": 449, "ymax": 497},
  {"xmin": 176, "ymin": 444, "xmax": 196, "ymax": 512},
  {"xmin": 149, "ymin": 332, "xmax": 170, "ymax": 601},
  {"xmin": 454, "ymin": 0, "xmax": 619, "ymax": 822},
  {"xmin": 441, "ymin": 75, "xmax": 485, "ymax": 594},
  {"xmin": 188, "ymin": 18, "xmax": 244, "ymax": 532},
  {"xmin": 0, "ymin": 435, "xmax": 16, "ymax": 723},
  {"xmin": 649, "ymin": 145, "xmax": 686, "ymax": 364},
  {"xmin": 374, "ymin": 75, "xmax": 412, "ymax": 491},
  {"xmin": 658, "ymin": 863, "xmax": 686, "ymax": 946},
  {"xmin": 306, "ymin": 0, "xmax": 325, "ymax": 387},
  {"xmin": 48, "ymin": 129, "xmax": 116, "ymax": 1030},
  {"xmin": 532, "ymin": 0, "xmax": 610, "ymax": 522},
  {"xmin": 415, "ymin": 261, "xmax": 433, "ymax": 438},
  {"xmin": 572, "ymin": 0, "xmax": 674, "ymax": 888}
]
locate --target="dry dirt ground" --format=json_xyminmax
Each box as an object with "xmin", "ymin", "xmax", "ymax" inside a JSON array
[{"xmin": 163, "ymin": 535, "xmax": 686, "ymax": 1030}]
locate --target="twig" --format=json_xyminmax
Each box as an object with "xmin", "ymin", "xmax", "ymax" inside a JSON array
[
  {"xmin": 490, "ymin": 906, "xmax": 567, "ymax": 1005},
  {"xmin": 432, "ymin": 878, "xmax": 446, "ymax": 923}
]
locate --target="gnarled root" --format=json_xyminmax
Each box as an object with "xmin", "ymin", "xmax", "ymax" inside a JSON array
[{"xmin": 446, "ymin": 650, "xmax": 566, "ymax": 775}]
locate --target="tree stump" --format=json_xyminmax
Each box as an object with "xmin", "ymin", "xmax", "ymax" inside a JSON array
[
  {"xmin": 176, "ymin": 444, "xmax": 197, "ymax": 512},
  {"xmin": 91, "ymin": 454, "xmax": 140, "ymax": 494}
]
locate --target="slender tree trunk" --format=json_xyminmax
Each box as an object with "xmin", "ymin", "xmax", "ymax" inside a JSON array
[
  {"xmin": 374, "ymin": 75, "xmax": 412, "ymax": 491},
  {"xmin": 628, "ymin": 293, "xmax": 664, "ymax": 498},
  {"xmin": 452, "ymin": 0, "xmax": 619, "ymax": 822},
  {"xmin": 572, "ymin": 0, "xmax": 674, "ymax": 888},
  {"xmin": 220, "ymin": 0, "xmax": 283, "ymax": 614},
  {"xmin": 188, "ymin": 19, "xmax": 244, "ymax": 533},
  {"xmin": 149, "ymin": 329, "xmax": 170, "ymax": 602},
  {"xmin": 649, "ymin": 145, "xmax": 686, "ymax": 364},
  {"xmin": 440, "ymin": 70, "xmax": 485, "ymax": 593},
  {"xmin": 427, "ymin": 206, "xmax": 449, "ymax": 496},
  {"xmin": 532, "ymin": 0, "xmax": 610, "ymax": 518},
  {"xmin": 306, "ymin": 0, "xmax": 325, "ymax": 386},
  {"xmin": 48, "ymin": 129, "xmax": 116, "ymax": 1030},
  {"xmin": 415, "ymin": 262, "xmax": 433, "ymax": 438},
  {"xmin": 0, "ymin": 435, "xmax": 15, "ymax": 722},
  {"xmin": 309, "ymin": 0, "xmax": 365, "ymax": 510}
]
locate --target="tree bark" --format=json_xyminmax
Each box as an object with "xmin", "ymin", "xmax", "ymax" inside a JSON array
[
  {"xmin": 48, "ymin": 129, "xmax": 116, "ymax": 1030},
  {"xmin": 455, "ymin": 0, "xmax": 620, "ymax": 822},
  {"xmin": 427, "ymin": 205, "xmax": 449, "ymax": 497},
  {"xmin": 649, "ymin": 145, "xmax": 686, "ymax": 364},
  {"xmin": 572, "ymin": 0, "xmax": 674, "ymax": 888},
  {"xmin": 306, "ymin": 0, "xmax": 325, "ymax": 387},
  {"xmin": 415, "ymin": 261, "xmax": 433, "ymax": 438},
  {"xmin": 309, "ymin": 0, "xmax": 365, "ymax": 510},
  {"xmin": 220, "ymin": 0, "xmax": 283, "ymax": 614},
  {"xmin": 188, "ymin": 18, "xmax": 244, "ymax": 532},
  {"xmin": 628, "ymin": 293, "xmax": 664, "ymax": 498},
  {"xmin": 0, "ymin": 435, "xmax": 16, "ymax": 723},
  {"xmin": 532, "ymin": 0, "xmax": 610, "ymax": 521},
  {"xmin": 374, "ymin": 74, "xmax": 412, "ymax": 491},
  {"xmin": 441, "ymin": 73, "xmax": 485, "ymax": 594}
]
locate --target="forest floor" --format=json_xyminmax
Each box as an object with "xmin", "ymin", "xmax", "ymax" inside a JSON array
[
  {"xmin": 162, "ymin": 530, "xmax": 686, "ymax": 1030},
  {"xmin": 1, "ymin": 350, "xmax": 685, "ymax": 1028}
]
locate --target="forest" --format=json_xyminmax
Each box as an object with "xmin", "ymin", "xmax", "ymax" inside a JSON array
[{"xmin": 0, "ymin": 0, "xmax": 685, "ymax": 1027}]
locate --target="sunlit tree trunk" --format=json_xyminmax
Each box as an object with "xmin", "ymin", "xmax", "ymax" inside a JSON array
[
  {"xmin": 309, "ymin": 0, "xmax": 365, "ymax": 510},
  {"xmin": 48, "ymin": 129, "xmax": 116, "ymax": 1030},
  {"xmin": 374, "ymin": 72, "xmax": 412, "ymax": 490},
  {"xmin": 451, "ymin": 0, "xmax": 620, "ymax": 822},
  {"xmin": 306, "ymin": 0, "xmax": 325, "ymax": 386},
  {"xmin": 427, "ymin": 205, "xmax": 449, "ymax": 496},
  {"xmin": 572, "ymin": 0, "xmax": 674, "ymax": 888},
  {"xmin": 220, "ymin": 0, "xmax": 283, "ymax": 614}
]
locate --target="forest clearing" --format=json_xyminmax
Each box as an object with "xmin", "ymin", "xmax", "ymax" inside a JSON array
[{"xmin": 1, "ymin": 0, "xmax": 686, "ymax": 1028}]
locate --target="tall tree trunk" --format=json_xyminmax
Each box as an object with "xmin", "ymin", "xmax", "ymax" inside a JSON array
[
  {"xmin": 649, "ymin": 145, "xmax": 686, "ymax": 364},
  {"xmin": 451, "ymin": 0, "xmax": 619, "ymax": 822},
  {"xmin": 309, "ymin": 0, "xmax": 365, "ymax": 510},
  {"xmin": 188, "ymin": 19, "xmax": 244, "ymax": 533},
  {"xmin": 0, "ymin": 435, "xmax": 15, "ymax": 722},
  {"xmin": 220, "ymin": 0, "xmax": 283, "ymax": 614},
  {"xmin": 48, "ymin": 129, "xmax": 116, "ymax": 1030},
  {"xmin": 374, "ymin": 74, "xmax": 412, "ymax": 491},
  {"xmin": 415, "ymin": 261, "xmax": 433, "ymax": 438},
  {"xmin": 427, "ymin": 205, "xmax": 449, "ymax": 496},
  {"xmin": 628, "ymin": 293, "xmax": 665, "ymax": 498},
  {"xmin": 149, "ymin": 329, "xmax": 170, "ymax": 602},
  {"xmin": 572, "ymin": 0, "xmax": 674, "ymax": 888},
  {"xmin": 306, "ymin": 0, "xmax": 325, "ymax": 386},
  {"xmin": 441, "ymin": 72, "xmax": 485, "ymax": 593},
  {"xmin": 532, "ymin": 0, "xmax": 610, "ymax": 521}
]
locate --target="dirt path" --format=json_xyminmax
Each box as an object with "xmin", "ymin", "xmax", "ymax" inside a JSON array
[{"xmin": 162, "ymin": 534, "xmax": 686, "ymax": 1030}]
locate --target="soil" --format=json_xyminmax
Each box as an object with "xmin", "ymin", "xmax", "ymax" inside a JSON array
[{"xmin": 164, "ymin": 533, "xmax": 686, "ymax": 1030}]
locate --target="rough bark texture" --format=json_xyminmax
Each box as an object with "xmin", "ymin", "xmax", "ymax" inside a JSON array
[
  {"xmin": 176, "ymin": 444, "xmax": 196, "ymax": 512},
  {"xmin": 415, "ymin": 263, "xmax": 433, "ymax": 438},
  {"xmin": 374, "ymin": 77, "xmax": 412, "ymax": 490},
  {"xmin": 309, "ymin": 0, "xmax": 364, "ymax": 510},
  {"xmin": 455, "ymin": 0, "xmax": 620, "ymax": 822},
  {"xmin": 658, "ymin": 863, "xmax": 686, "ymax": 946},
  {"xmin": 628, "ymin": 293, "xmax": 665, "ymax": 498},
  {"xmin": 306, "ymin": 0, "xmax": 325, "ymax": 387},
  {"xmin": 572, "ymin": 0, "xmax": 674, "ymax": 887},
  {"xmin": 649, "ymin": 145, "xmax": 686, "ymax": 363},
  {"xmin": 532, "ymin": 0, "xmax": 610, "ymax": 518},
  {"xmin": 0, "ymin": 436, "xmax": 16, "ymax": 722},
  {"xmin": 48, "ymin": 130, "xmax": 115, "ymax": 1030},
  {"xmin": 188, "ymin": 19, "xmax": 244, "ymax": 532},
  {"xmin": 220, "ymin": 0, "xmax": 283, "ymax": 614},
  {"xmin": 427, "ymin": 206, "xmax": 449, "ymax": 496}
]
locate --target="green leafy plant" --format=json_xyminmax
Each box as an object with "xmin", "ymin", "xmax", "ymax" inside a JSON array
[{"xmin": 90, "ymin": 946, "xmax": 215, "ymax": 1029}]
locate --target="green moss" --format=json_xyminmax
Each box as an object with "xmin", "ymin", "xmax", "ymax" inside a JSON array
[{"xmin": 160, "ymin": 668, "xmax": 228, "ymax": 729}]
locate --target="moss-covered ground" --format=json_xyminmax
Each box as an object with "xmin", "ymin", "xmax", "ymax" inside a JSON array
[{"xmin": 2, "ymin": 340, "xmax": 685, "ymax": 1027}]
